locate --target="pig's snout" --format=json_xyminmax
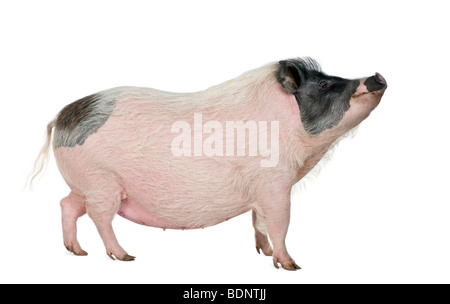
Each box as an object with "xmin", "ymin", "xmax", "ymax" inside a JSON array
[
  {"xmin": 363, "ymin": 73, "xmax": 387, "ymax": 92},
  {"xmin": 353, "ymin": 73, "xmax": 387, "ymax": 96}
]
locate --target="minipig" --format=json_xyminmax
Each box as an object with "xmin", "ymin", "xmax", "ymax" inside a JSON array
[{"xmin": 30, "ymin": 57, "xmax": 387, "ymax": 270}]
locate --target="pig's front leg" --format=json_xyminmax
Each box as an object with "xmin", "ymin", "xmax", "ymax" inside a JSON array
[
  {"xmin": 252, "ymin": 209, "xmax": 273, "ymax": 256},
  {"xmin": 257, "ymin": 187, "xmax": 301, "ymax": 271}
]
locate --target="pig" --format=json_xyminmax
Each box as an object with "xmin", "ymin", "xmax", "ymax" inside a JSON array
[{"xmin": 30, "ymin": 57, "xmax": 387, "ymax": 270}]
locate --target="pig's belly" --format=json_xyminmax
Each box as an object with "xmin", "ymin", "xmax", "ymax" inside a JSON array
[{"xmin": 116, "ymin": 181, "xmax": 252, "ymax": 230}]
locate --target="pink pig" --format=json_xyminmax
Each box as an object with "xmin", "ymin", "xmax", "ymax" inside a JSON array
[{"xmin": 30, "ymin": 58, "xmax": 387, "ymax": 270}]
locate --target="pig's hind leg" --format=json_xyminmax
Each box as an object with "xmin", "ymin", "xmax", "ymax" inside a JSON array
[
  {"xmin": 84, "ymin": 184, "xmax": 135, "ymax": 261},
  {"xmin": 60, "ymin": 191, "xmax": 88, "ymax": 256}
]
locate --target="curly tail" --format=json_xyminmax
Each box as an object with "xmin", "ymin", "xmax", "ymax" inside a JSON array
[{"xmin": 27, "ymin": 120, "xmax": 55, "ymax": 189}]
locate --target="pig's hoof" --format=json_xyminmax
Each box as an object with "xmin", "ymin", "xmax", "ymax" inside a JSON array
[
  {"xmin": 107, "ymin": 252, "xmax": 136, "ymax": 261},
  {"xmin": 273, "ymin": 258, "xmax": 301, "ymax": 271},
  {"xmin": 121, "ymin": 254, "xmax": 136, "ymax": 261},
  {"xmin": 281, "ymin": 261, "xmax": 301, "ymax": 271},
  {"xmin": 65, "ymin": 244, "xmax": 88, "ymax": 256}
]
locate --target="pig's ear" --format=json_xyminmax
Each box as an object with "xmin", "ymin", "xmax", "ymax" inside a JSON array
[{"xmin": 278, "ymin": 60, "xmax": 305, "ymax": 93}]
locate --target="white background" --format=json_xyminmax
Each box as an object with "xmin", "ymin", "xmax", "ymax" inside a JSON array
[{"xmin": 1, "ymin": 0, "xmax": 449, "ymax": 284}]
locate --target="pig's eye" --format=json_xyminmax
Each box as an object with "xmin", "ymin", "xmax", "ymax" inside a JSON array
[{"xmin": 319, "ymin": 81, "xmax": 331, "ymax": 90}]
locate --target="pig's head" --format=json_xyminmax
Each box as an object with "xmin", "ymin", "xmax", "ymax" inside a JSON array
[{"xmin": 278, "ymin": 58, "xmax": 387, "ymax": 138}]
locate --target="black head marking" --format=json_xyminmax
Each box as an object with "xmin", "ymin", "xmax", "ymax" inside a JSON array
[{"xmin": 278, "ymin": 58, "xmax": 359, "ymax": 136}]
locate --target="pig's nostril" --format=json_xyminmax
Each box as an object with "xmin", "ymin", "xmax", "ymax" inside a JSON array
[{"xmin": 375, "ymin": 72, "xmax": 386, "ymax": 85}]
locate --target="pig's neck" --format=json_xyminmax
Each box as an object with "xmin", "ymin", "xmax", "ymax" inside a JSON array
[
  {"xmin": 291, "ymin": 127, "xmax": 344, "ymax": 184},
  {"xmin": 295, "ymin": 141, "xmax": 331, "ymax": 182}
]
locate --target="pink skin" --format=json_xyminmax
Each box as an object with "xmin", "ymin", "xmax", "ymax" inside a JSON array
[{"xmin": 54, "ymin": 71, "xmax": 386, "ymax": 268}]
